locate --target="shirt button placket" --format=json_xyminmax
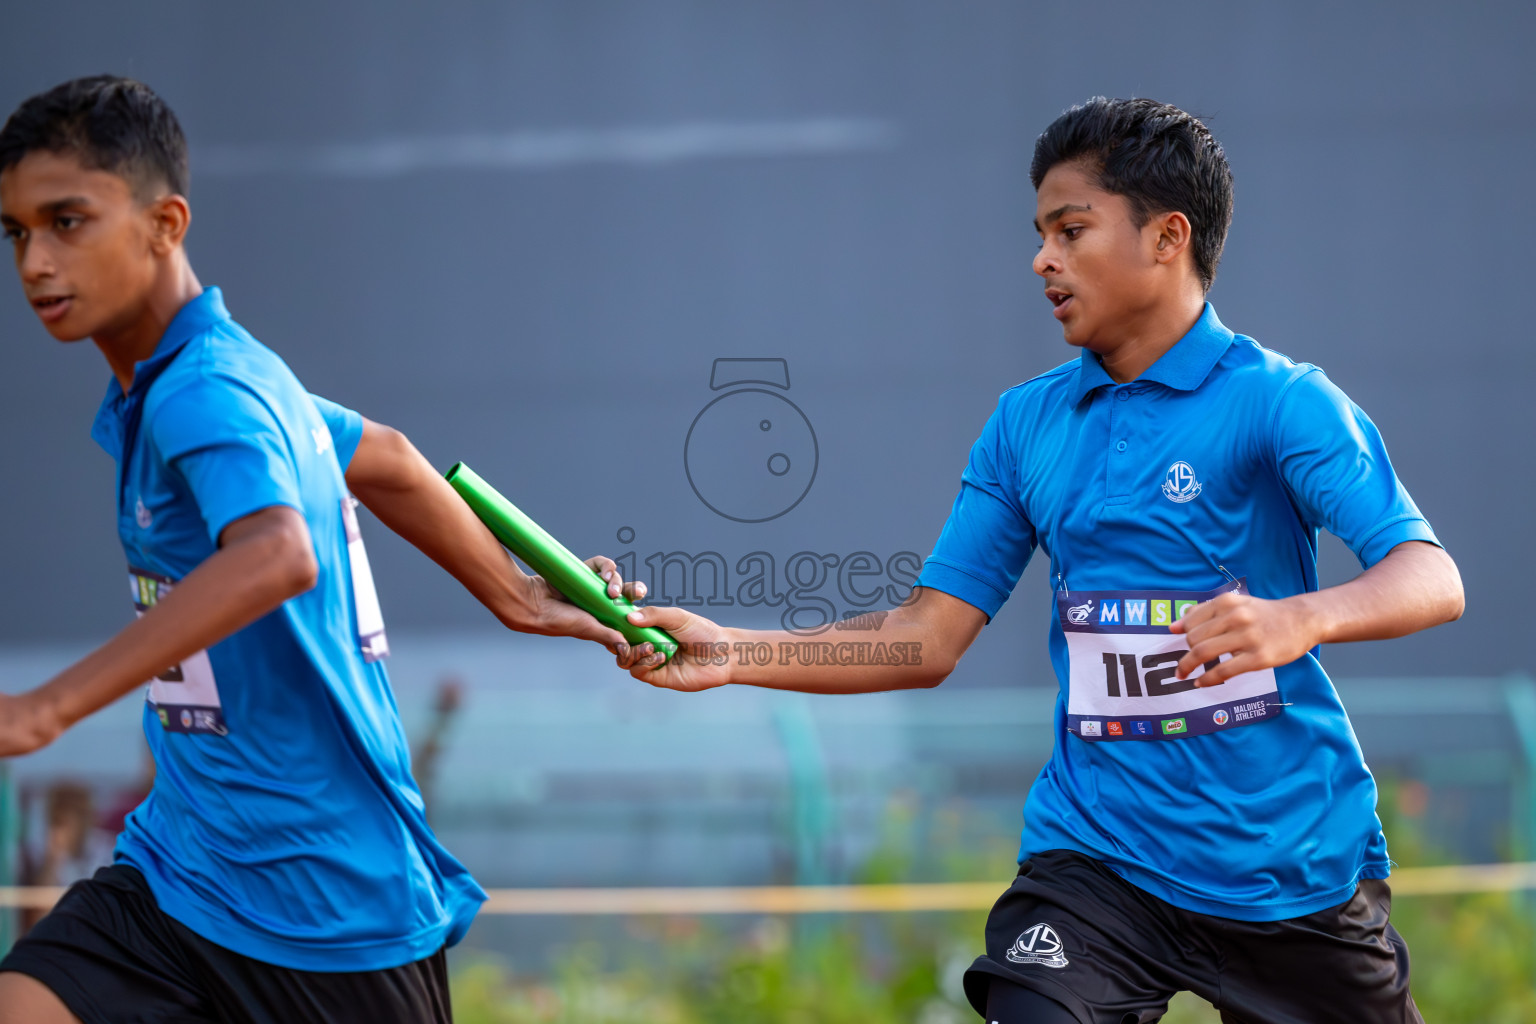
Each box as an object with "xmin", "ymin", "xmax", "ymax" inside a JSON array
[{"xmin": 1107, "ymin": 388, "xmax": 1133, "ymax": 505}]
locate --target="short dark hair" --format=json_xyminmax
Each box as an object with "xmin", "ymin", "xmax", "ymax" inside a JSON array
[
  {"xmin": 0, "ymin": 75, "xmax": 188, "ymax": 201},
  {"xmin": 1031, "ymin": 97, "xmax": 1233, "ymax": 291}
]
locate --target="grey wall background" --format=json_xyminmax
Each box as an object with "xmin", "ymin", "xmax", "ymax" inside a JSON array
[{"xmin": 0, "ymin": 0, "xmax": 1530, "ymax": 688}]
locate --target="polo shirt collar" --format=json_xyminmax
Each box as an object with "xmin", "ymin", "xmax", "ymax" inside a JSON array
[
  {"xmin": 1069, "ymin": 302, "xmax": 1235, "ymax": 405},
  {"xmin": 91, "ymin": 287, "xmax": 230, "ymax": 456},
  {"xmin": 136, "ymin": 287, "xmax": 228, "ymax": 388}
]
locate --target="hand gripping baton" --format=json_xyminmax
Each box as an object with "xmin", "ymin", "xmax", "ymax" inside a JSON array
[{"xmin": 445, "ymin": 462, "xmax": 678, "ymax": 666}]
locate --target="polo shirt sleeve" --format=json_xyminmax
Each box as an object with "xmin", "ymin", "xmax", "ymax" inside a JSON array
[
  {"xmin": 150, "ymin": 376, "xmax": 306, "ymax": 544},
  {"xmin": 916, "ymin": 399, "xmax": 1037, "ymax": 620},
  {"xmin": 1270, "ymin": 368, "xmax": 1439, "ymax": 568},
  {"xmin": 309, "ymin": 393, "xmax": 365, "ymax": 472}
]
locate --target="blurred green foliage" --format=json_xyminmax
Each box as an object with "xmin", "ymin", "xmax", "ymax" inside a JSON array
[
  {"xmin": 451, "ymin": 784, "xmax": 1536, "ymax": 1022},
  {"xmin": 1374, "ymin": 778, "xmax": 1536, "ymax": 1024}
]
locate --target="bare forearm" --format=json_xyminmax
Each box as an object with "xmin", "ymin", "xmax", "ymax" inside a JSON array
[
  {"xmin": 23, "ymin": 511, "xmax": 316, "ymax": 747},
  {"xmin": 345, "ymin": 420, "xmax": 632, "ymax": 648},
  {"xmin": 718, "ymin": 627, "xmax": 938, "ymax": 694},
  {"xmin": 715, "ymin": 590, "xmax": 984, "ymax": 694},
  {"xmin": 1293, "ymin": 540, "xmax": 1463, "ymax": 645},
  {"xmin": 345, "ymin": 424, "xmax": 541, "ymax": 629}
]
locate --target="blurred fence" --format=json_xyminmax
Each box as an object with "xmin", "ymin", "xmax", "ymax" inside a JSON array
[
  {"xmin": 0, "ymin": 637, "xmax": 1531, "ymax": 961},
  {"xmin": 6, "ymin": 862, "xmax": 1536, "ymax": 918}
]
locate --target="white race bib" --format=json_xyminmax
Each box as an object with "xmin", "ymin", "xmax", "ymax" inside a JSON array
[
  {"xmin": 342, "ymin": 496, "xmax": 389, "ymax": 662},
  {"xmin": 130, "ymin": 567, "xmax": 227, "ymax": 735},
  {"xmin": 1059, "ymin": 579, "xmax": 1282, "ymax": 741}
]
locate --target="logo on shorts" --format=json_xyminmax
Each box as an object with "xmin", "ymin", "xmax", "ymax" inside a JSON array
[
  {"xmin": 1079, "ymin": 720, "xmax": 1102, "ymax": 737},
  {"xmin": 1005, "ymin": 923, "xmax": 1069, "ymax": 969},
  {"xmin": 135, "ymin": 497, "xmax": 153, "ymax": 529},
  {"xmin": 1212, "ymin": 709, "xmax": 1230, "ymax": 726},
  {"xmin": 1161, "ymin": 461, "xmax": 1203, "ymax": 503}
]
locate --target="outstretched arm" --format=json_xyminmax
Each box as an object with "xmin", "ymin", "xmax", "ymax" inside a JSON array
[
  {"xmin": 1171, "ymin": 540, "xmax": 1463, "ymax": 686},
  {"xmin": 343, "ymin": 417, "xmax": 638, "ymax": 647},
  {"xmin": 0, "ymin": 505, "xmax": 317, "ymax": 757},
  {"xmin": 612, "ymin": 586, "xmax": 988, "ymax": 693}
]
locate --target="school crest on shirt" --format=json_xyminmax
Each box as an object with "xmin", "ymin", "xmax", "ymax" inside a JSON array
[
  {"xmin": 1005, "ymin": 923, "xmax": 1069, "ymax": 968},
  {"xmin": 1162, "ymin": 461, "xmax": 1203, "ymax": 503}
]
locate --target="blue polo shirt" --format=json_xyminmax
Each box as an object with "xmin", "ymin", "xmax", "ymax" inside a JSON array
[
  {"xmin": 917, "ymin": 303, "xmax": 1437, "ymax": 921},
  {"xmin": 91, "ymin": 287, "xmax": 485, "ymax": 970}
]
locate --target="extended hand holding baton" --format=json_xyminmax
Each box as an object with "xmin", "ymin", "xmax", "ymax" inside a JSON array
[{"xmin": 445, "ymin": 463, "xmax": 677, "ymax": 666}]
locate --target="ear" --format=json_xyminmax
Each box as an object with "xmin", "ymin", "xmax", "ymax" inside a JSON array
[
  {"xmin": 146, "ymin": 193, "xmax": 191, "ymax": 256},
  {"xmin": 1150, "ymin": 210, "xmax": 1192, "ymax": 268}
]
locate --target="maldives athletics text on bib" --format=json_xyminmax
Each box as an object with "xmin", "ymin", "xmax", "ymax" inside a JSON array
[{"xmin": 1059, "ymin": 578, "xmax": 1282, "ymax": 741}]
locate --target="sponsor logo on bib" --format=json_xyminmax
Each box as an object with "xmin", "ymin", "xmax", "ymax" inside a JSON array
[
  {"xmin": 1080, "ymin": 720, "xmax": 1102, "ymax": 737},
  {"xmin": 1212, "ymin": 709, "xmax": 1230, "ymax": 726},
  {"xmin": 1233, "ymin": 699, "xmax": 1269, "ymax": 723},
  {"xmin": 1005, "ymin": 923, "xmax": 1069, "ymax": 969},
  {"xmin": 193, "ymin": 710, "xmax": 227, "ymax": 735}
]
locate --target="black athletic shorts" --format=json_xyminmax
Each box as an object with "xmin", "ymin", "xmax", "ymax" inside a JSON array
[
  {"xmin": 0, "ymin": 864, "xmax": 452, "ymax": 1024},
  {"xmin": 963, "ymin": 849, "xmax": 1423, "ymax": 1024}
]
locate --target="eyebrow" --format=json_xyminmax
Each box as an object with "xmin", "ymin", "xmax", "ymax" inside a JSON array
[
  {"xmin": 40, "ymin": 196, "xmax": 93, "ymax": 214},
  {"xmin": 1033, "ymin": 202, "xmax": 1093, "ymax": 233},
  {"xmin": 0, "ymin": 196, "xmax": 94, "ymax": 227}
]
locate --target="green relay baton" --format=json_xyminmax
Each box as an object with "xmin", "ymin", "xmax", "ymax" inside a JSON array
[{"xmin": 445, "ymin": 462, "xmax": 677, "ymax": 666}]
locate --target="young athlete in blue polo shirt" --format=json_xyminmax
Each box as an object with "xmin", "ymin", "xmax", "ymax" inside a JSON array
[
  {"xmin": 618, "ymin": 98, "xmax": 1463, "ymax": 1022},
  {"xmin": 0, "ymin": 77, "xmax": 643, "ymax": 1024}
]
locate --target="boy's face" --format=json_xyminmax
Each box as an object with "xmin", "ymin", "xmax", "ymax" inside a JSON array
[
  {"xmin": 0, "ymin": 150, "xmax": 162, "ymax": 343},
  {"xmin": 1032, "ymin": 160, "xmax": 1168, "ymax": 351}
]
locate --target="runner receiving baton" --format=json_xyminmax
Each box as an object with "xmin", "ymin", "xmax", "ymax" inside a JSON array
[{"xmin": 615, "ymin": 97, "xmax": 1463, "ymax": 1023}]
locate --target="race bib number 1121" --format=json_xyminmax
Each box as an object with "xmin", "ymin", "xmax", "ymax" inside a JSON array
[{"xmin": 1059, "ymin": 579, "xmax": 1282, "ymax": 741}]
